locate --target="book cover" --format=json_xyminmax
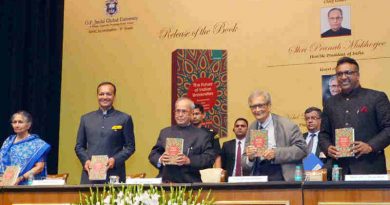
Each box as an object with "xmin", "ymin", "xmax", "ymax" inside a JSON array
[
  {"xmin": 172, "ymin": 49, "xmax": 228, "ymax": 138},
  {"xmin": 89, "ymin": 155, "xmax": 109, "ymax": 180},
  {"xmin": 165, "ymin": 138, "xmax": 184, "ymax": 165},
  {"xmin": 335, "ymin": 127, "xmax": 355, "ymax": 157},
  {"xmin": 303, "ymin": 153, "xmax": 324, "ymax": 171},
  {"xmin": 1, "ymin": 165, "xmax": 21, "ymax": 186},
  {"xmin": 249, "ymin": 129, "xmax": 268, "ymax": 157}
]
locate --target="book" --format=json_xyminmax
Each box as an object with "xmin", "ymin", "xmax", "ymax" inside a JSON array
[
  {"xmin": 303, "ymin": 153, "xmax": 324, "ymax": 171},
  {"xmin": 89, "ymin": 155, "xmax": 108, "ymax": 180},
  {"xmin": 335, "ymin": 127, "xmax": 355, "ymax": 157},
  {"xmin": 1, "ymin": 165, "xmax": 21, "ymax": 186},
  {"xmin": 172, "ymin": 49, "xmax": 228, "ymax": 138},
  {"xmin": 249, "ymin": 129, "xmax": 268, "ymax": 157},
  {"xmin": 165, "ymin": 138, "xmax": 184, "ymax": 165}
]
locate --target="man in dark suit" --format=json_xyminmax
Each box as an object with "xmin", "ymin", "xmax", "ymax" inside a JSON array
[
  {"xmin": 75, "ymin": 82, "xmax": 136, "ymax": 184},
  {"xmin": 303, "ymin": 107, "xmax": 332, "ymax": 177},
  {"xmin": 321, "ymin": 7, "xmax": 351, "ymax": 38},
  {"xmin": 242, "ymin": 90, "xmax": 307, "ymax": 181},
  {"xmin": 319, "ymin": 57, "xmax": 390, "ymax": 175},
  {"xmin": 192, "ymin": 103, "xmax": 221, "ymax": 168},
  {"xmin": 149, "ymin": 97, "xmax": 215, "ymax": 183},
  {"xmin": 221, "ymin": 118, "xmax": 248, "ymax": 177}
]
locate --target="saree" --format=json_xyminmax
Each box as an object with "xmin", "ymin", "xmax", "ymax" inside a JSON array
[{"xmin": 0, "ymin": 134, "xmax": 51, "ymax": 184}]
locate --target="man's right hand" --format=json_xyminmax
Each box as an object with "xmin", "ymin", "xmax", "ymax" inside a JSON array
[
  {"xmin": 159, "ymin": 152, "xmax": 171, "ymax": 166},
  {"xmin": 327, "ymin": 145, "xmax": 340, "ymax": 159},
  {"xmin": 246, "ymin": 145, "xmax": 257, "ymax": 161},
  {"xmin": 84, "ymin": 160, "xmax": 91, "ymax": 173}
]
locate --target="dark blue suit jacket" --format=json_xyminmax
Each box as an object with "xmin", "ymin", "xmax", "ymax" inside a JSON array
[{"xmin": 75, "ymin": 108, "xmax": 135, "ymax": 184}]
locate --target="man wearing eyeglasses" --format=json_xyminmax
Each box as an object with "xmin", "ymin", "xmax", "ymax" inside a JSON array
[
  {"xmin": 321, "ymin": 7, "xmax": 351, "ymax": 38},
  {"xmin": 148, "ymin": 97, "xmax": 215, "ymax": 183},
  {"xmin": 242, "ymin": 90, "xmax": 307, "ymax": 181},
  {"xmin": 303, "ymin": 107, "xmax": 332, "ymax": 178},
  {"xmin": 319, "ymin": 57, "xmax": 390, "ymax": 176}
]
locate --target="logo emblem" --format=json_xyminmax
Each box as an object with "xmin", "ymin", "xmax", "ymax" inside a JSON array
[{"xmin": 105, "ymin": 0, "xmax": 118, "ymax": 16}]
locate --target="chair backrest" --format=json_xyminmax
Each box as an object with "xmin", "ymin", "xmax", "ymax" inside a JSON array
[
  {"xmin": 126, "ymin": 172, "xmax": 146, "ymax": 179},
  {"xmin": 46, "ymin": 173, "xmax": 69, "ymax": 183}
]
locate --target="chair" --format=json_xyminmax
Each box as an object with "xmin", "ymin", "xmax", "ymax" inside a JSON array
[
  {"xmin": 126, "ymin": 172, "xmax": 146, "ymax": 179},
  {"xmin": 200, "ymin": 168, "xmax": 227, "ymax": 183},
  {"xmin": 46, "ymin": 173, "xmax": 69, "ymax": 183}
]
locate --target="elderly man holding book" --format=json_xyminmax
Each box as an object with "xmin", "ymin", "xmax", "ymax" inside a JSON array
[{"xmin": 148, "ymin": 97, "xmax": 215, "ymax": 183}]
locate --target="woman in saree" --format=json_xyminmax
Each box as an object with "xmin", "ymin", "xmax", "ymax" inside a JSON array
[{"xmin": 0, "ymin": 111, "xmax": 51, "ymax": 185}]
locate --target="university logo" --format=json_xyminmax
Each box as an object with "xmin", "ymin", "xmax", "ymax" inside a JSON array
[{"xmin": 105, "ymin": 0, "xmax": 118, "ymax": 16}]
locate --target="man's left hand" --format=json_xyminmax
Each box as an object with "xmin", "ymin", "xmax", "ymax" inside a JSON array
[
  {"xmin": 107, "ymin": 157, "xmax": 115, "ymax": 169},
  {"xmin": 176, "ymin": 153, "xmax": 190, "ymax": 166},
  {"xmin": 263, "ymin": 148, "xmax": 275, "ymax": 160},
  {"xmin": 352, "ymin": 141, "xmax": 373, "ymax": 158}
]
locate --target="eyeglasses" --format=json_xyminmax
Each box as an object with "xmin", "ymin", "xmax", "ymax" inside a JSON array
[
  {"xmin": 249, "ymin": 103, "xmax": 269, "ymax": 110},
  {"xmin": 329, "ymin": 17, "xmax": 342, "ymax": 21},
  {"xmin": 336, "ymin": 70, "xmax": 358, "ymax": 77},
  {"xmin": 305, "ymin": 116, "xmax": 320, "ymax": 121}
]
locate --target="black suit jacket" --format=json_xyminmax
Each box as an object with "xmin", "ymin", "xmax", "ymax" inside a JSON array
[
  {"xmin": 221, "ymin": 139, "xmax": 237, "ymax": 177},
  {"xmin": 319, "ymin": 87, "xmax": 390, "ymax": 175},
  {"xmin": 149, "ymin": 125, "xmax": 215, "ymax": 183}
]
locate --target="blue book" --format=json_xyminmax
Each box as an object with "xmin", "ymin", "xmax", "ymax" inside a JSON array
[{"xmin": 303, "ymin": 153, "xmax": 324, "ymax": 171}]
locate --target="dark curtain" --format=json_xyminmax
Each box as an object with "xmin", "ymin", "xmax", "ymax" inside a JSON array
[{"xmin": 0, "ymin": 0, "xmax": 64, "ymax": 174}]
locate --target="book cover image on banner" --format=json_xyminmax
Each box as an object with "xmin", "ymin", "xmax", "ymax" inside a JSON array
[{"xmin": 172, "ymin": 49, "xmax": 227, "ymax": 138}]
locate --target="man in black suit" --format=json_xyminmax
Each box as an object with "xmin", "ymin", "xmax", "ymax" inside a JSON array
[
  {"xmin": 321, "ymin": 7, "xmax": 351, "ymax": 38},
  {"xmin": 192, "ymin": 103, "xmax": 221, "ymax": 168},
  {"xmin": 149, "ymin": 97, "xmax": 215, "ymax": 183},
  {"xmin": 220, "ymin": 118, "xmax": 248, "ymax": 177},
  {"xmin": 319, "ymin": 57, "xmax": 390, "ymax": 175},
  {"xmin": 303, "ymin": 107, "xmax": 332, "ymax": 177}
]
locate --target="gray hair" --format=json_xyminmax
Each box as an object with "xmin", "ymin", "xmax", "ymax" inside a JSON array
[
  {"xmin": 175, "ymin": 97, "xmax": 195, "ymax": 110},
  {"xmin": 10, "ymin": 110, "xmax": 33, "ymax": 130},
  {"xmin": 248, "ymin": 90, "xmax": 272, "ymax": 106},
  {"xmin": 328, "ymin": 75, "xmax": 337, "ymax": 85}
]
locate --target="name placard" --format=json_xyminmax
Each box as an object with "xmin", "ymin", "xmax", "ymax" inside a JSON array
[
  {"xmin": 125, "ymin": 178, "xmax": 162, "ymax": 184},
  {"xmin": 32, "ymin": 179, "xmax": 66, "ymax": 185},
  {"xmin": 228, "ymin": 176, "xmax": 268, "ymax": 183},
  {"xmin": 344, "ymin": 174, "xmax": 389, "ymax": 181}
]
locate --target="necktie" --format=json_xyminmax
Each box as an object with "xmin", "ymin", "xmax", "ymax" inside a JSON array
[
  {"xmin": 235, "ymin": 141, "xmax": 242, "ymax": 176},
  {"xmin": 307, "ymin": 133, "xmax": 316, "ymax": 154}
]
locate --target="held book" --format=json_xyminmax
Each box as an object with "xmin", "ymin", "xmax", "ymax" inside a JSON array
[
  {"xmin": 165, "ymin": 138, "xmax": 184, "ymax": 165},
  {"xmin": 89, "ymin": 155, "xmax": 108, "ymax": 180},
  {"xmin": 1, "ymin": 165, "xmax": 21, "ymax": 186},
  {"xmin": 249, "ymin": 129, "xmax": 268, "ymax": 157},
  {"xmin": 335, "ymin": 127, "xmax": 355, "ymax": 157}
]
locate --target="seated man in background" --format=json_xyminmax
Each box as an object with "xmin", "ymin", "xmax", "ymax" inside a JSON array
[
  {"xmin": 221, "ymin": 118, "xmax": 248, "ymax": 177},
  {"xmin": 149, "ymin": 97, "xmax": 215, "ymax": 183},
  {"xmin": 242, "ymin": 90, "xmax": 307, "ymax": 181},
  {"xmin": 303, "ymin": 107, "xmax": 332, "ymax": 178}
]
